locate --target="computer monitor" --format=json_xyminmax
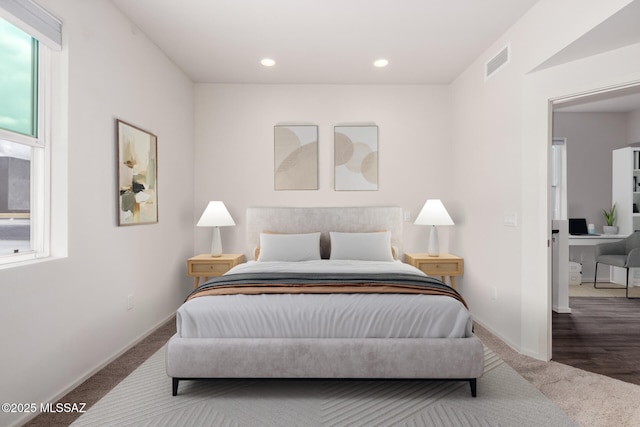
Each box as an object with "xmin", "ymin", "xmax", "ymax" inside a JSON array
[{"xmin": 569, "ymin": 218, "xmax": 590, "ymax": 235}]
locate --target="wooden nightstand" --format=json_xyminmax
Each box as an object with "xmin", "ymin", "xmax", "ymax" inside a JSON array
[
  {"xmin": 187, "ymin": 253, "xmax": 244, "ymax": 288},
  {"xmin": 404, "ymin": 253, "xmax": 464, "ymax": 289}
]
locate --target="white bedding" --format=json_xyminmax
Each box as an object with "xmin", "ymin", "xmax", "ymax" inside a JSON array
[
  {"xmin": 176, "ymin": 260, "xmax": 473, "ymax": 339},
  {"xmin": 228, "ymin": 259, "xmax": 428, "ymax": 275}
]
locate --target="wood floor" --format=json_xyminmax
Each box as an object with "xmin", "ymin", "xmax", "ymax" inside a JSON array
[{"xmin": 552, "ymin": 296, "xmax": 640, "ymax": 385}]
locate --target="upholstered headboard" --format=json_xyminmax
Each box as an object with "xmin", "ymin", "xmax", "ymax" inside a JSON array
[{"xmin": 246, "ymin": 206, "xmax": 403, "ymax": 259}]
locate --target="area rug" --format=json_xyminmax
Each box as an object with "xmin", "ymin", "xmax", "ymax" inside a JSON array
[
  {"xmin": 71, "ymin": 346, "xmax": 578, "ymax": 427},
  {"xmin": 569, "ymin": 283, "xmax": 629, "ymax": 297}
]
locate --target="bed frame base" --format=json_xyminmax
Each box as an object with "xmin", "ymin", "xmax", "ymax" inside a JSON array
[
  {"xmin": 166, "ymin": 335, "xmax": 484, "ymax": 398},
  {"xmin": 171, "ymin": 377, "xmax": 477, "ymax": 397}
]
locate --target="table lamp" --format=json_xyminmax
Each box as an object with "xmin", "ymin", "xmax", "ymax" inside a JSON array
[
  {"xmin": 196, "ymin": 201, "xmax": 236, "ymax": 256},
  {"xmin": 414, "ymin": 199, "xmax": 454, "ymax": 256}
]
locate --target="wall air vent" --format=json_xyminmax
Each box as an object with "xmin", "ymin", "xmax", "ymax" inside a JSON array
[{"xmin": 485, "ymin": 44, "xmax": 510, "ymax": 80}]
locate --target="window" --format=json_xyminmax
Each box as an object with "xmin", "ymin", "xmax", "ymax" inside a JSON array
[
  {"xmin": 0, "ymin": 139, "xmax": 33, "ymax": 256},
  {"xmin": 0, "ymin": 0, "xmax": 61, "ymax": 265},
  {"xmin": 0, "ymin": 18, "xmax": 37, "ymax": 136},
  {"xmin": 551, "ymin": 138, "xmax": 567, "ymax": 221}
]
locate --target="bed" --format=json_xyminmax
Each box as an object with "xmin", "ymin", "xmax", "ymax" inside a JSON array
[{"xmin": 166, "ymin": 206, "xmax": 484, "ymax": 396}]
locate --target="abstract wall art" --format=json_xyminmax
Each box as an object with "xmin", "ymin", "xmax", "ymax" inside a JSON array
[
  {"xmin": 116, "ymin": 119, "xmax": 158, "ymax": 225},
  {"xmin": 274, "ymin": 125, "xmax": 318, "ymax": 190},
  {"xmin": 334, "ymin": 125, "xmax": 378, "ymax": 191}
]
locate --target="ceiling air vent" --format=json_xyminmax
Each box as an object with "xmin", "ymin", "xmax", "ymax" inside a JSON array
[{"xmin": 485, "ymin": 44, "xmax": 510, "ymax": 79}]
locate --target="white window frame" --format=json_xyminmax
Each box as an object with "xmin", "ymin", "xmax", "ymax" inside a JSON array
[{"xmin": 0, "ymin": 22, "xmax": 51, "ymax": 266}]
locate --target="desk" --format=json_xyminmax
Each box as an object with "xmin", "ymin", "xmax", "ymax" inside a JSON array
[
  {"xmin": 568, "ymin": 234, "xmax": 627, "ymax": 246},
  {"xmin": 568, "ymin": 234, "xmax": 629, "ymax": 285}
]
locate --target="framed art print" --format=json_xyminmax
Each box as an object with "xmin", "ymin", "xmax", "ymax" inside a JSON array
[
  {"xmin": 274, "ymin": 124, "xmax": 318, "ymax": 190},
  {"xmin": 116, "ymin": 119, "xmax": 158, "ymax": 225},
  {"xmin": 334, "ymin": 125, "xmax": 378, "ymax": 191}
]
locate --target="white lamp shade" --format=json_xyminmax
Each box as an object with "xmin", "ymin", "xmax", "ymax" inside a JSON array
[
  {"xmin": 197, "ymin": 201, "xmax": 236, "ymax": 227},
  {"xmin": 414, "ymin": 199, "xmax": 454, "ymax": 226}
]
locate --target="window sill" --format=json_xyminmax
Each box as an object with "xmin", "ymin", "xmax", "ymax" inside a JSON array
[{"xmin": 0, "ymin": 252, "xmax": 65, "ymax": 270}]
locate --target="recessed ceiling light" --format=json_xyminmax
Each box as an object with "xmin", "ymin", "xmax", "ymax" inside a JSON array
[
  {"xmin": 261, "ymin": 58, "xmax": 276, "ymax": 67},
  {"xmin": 374, "ymin": 59, "xmax": 389, "ymax": 68}
]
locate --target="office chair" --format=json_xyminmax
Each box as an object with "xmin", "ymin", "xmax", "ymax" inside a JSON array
[{"xmin": 594, "ymin": 231, "xmax": 640, "ymax": 299}]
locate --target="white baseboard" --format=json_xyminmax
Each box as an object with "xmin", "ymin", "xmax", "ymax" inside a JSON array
[
  {"xmin": 472, "ymin": 317, "xmax": 523, "ymax": 356},
  {"xmin": 552, "ymin": 305, "xmax": 572, "ymax": 313}
]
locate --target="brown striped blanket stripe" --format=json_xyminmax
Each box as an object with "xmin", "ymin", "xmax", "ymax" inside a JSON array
[{"xmin": 186, "ymin": 272, "xmax": 468, "ymax": 309}]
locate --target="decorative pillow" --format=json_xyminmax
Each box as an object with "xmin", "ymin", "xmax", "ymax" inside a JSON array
[
  {"xmin": 257, "ymin": 232, "xmax": 321, "ymax": 262},
  {"xmin": 329, "ymin": 231, "xmax": 394, "ymax": 261}
]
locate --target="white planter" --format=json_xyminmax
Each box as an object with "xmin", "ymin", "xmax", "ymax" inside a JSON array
[{"xmin": 603, "ymin": 225, "xmax": 619, "ymax": 235}]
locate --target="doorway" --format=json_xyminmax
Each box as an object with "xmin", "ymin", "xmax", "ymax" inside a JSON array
[{"xmin": 549, "ymin": 83, "xmax": 640, "ymax": 380}]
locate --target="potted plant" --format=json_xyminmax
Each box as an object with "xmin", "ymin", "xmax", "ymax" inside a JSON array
[{"xmin": 602, "ymin": 203, "xmax": 618, "ymax": 234}]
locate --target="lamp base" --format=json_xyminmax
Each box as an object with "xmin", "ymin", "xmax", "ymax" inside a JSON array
[
  {"xmin": 428, "ymin": 225, "xmax": 440, "ymax": 257},
  {"xmin": 210, "ymin": 227, "xmax": 223, "ymax": 257}
]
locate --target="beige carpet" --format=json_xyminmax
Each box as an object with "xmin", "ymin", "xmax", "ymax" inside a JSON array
[
  {"xmin": 25, "ymin": 317, "xmax": 640, "ymax": 427},
  {"xmin": 474, "ymin": 324, "xmax": 640, "ymax": 427},
  {"xmin": 70, "ymin": 345, "xmax": 578, "ymax": 427}
]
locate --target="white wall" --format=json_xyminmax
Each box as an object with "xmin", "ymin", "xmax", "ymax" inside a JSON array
[
  {"xmin": 451, "ymin": 0, "xmax": 636, "ymax": 359},
  {"xmin": 193, "ymin": 84, "xmax": 455, "ymax": 259},
  {"xmin": 0, "ymin": 1, "xmax": 195, "ymax": 426},
  {"xmin": 554, "ymin": 112, "xmax": 629, "ymax": 225}
]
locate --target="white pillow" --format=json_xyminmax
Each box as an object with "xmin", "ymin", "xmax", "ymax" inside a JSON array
[
  {"xmin": 329, "ymin": 231, "xmax": 394, "ymax": 261},
  {"xmin": 257, "ymin": 232, "xmax": 321, "ymax": 262}
]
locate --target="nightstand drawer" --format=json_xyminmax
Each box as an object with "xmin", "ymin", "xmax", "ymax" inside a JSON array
[
  {"xmin": 190, "ymin": 262, "xmax": 232, "ymax": 275},
  {"xmin": 417, "ymin": 261, "xmax": 461, "ymax": 275}
]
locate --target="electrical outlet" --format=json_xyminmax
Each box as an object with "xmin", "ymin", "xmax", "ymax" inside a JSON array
[
  {"xmin": 503, "ymin": 212, "xmax": 517, "ymax": 227},
  {"xmin": 127, "ymin": 294, "xmax": 134, "ymax": 311}
]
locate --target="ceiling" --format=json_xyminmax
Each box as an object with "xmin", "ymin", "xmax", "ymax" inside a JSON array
[{"xmin": 110, "ymin": 0, "xmax": 539, "ymax": 84}]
